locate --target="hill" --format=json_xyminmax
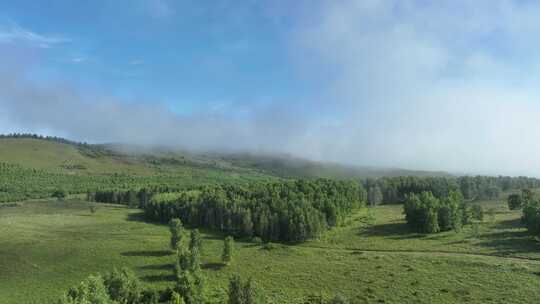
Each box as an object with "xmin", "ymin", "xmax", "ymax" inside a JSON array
[
  {"xmin": 0, "ymin": 136, "xmax": 451, "ymax": 179},
  {"xmin": 214, "ymin": 152, "xmax": 452, "ymax": 179}
]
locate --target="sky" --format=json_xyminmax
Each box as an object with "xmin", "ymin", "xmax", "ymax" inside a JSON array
[{"xmin": 1, "ymin": 0, "xmax": 540, "ymax": 176}]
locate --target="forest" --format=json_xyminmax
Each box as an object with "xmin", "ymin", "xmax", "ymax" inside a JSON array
[{"xmin": 92, "ymin": 179, "xmax": 365, "ymax": 242}]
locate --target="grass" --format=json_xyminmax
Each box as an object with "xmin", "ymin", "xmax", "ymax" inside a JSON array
[
  {"xmin": 0, "ymin": 138, "xmax": 153, "ymax": 175},
  {"xmin": 306, "ymin": 199, "xmax": 540, "ymax": 260},
  {"xmin": 2, "ymin": 198, "xmax": 540, "ymax": 304},
  {"xmin": 0, "ymin": 138, "xmax": 274, "ymax": 179}
]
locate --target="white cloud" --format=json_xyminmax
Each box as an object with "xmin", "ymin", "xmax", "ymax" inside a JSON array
[
  {"xmin": 0, "ymin": 23, "xmax": 69, "ymax": 48},
  {"xmin": 4, "ymin": 1, "xmax": 540, "ymax": 176},
  {"xmin": 287, "ymin": 0, "xmax": 540, "ymax": 176}
]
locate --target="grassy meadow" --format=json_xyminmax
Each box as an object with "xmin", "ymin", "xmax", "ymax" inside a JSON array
[{"xmin": 2, "ymin": 197, "xmax": 540, "ymax": 304}]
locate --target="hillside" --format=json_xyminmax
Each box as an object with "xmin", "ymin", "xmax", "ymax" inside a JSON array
[
  {"xmin": 215, "ymin": 152, "xmax": 452, "ymax": 179},
  {"xmin": 0, "ymin": 137, "xmax": 451, "ymax": 179}
]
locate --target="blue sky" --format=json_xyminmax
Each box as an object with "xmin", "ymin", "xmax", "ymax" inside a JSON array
[
  {"xmin": 3, "ymin": 0, "xmax": 540, "ymax": 176},
  {"xmin": 0, "ymin": 0, "xmax": 317, "ymax": 113}
]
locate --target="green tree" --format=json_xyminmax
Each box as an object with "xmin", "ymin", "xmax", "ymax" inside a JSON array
[
  {"xmin": 103, "ymin": 268, "xmax": 142, "ymax": 304},
  {"xmin": 368, "ymin": 185, "xmax": 383, "ymax": 206},
  {"xmin": 228, "ymin": 275, "xmax": 244, "ymax": 304},
  {"xmin": 522, "ymin": 199, "xmax": 540, "ymax": 235},
  {"xmin": 471, "ymin": 204, "xmax": 484, "ymax": 221},
  {"xmin": 424, "ymin": 208, "xmax": 440, "ymax": 233},
  {"xmin": 243, "ymin": 277, "xmax": 260, "ymax": 304},
  {"xmin": 169, "ymin": 218, "xmax": 184, "ymax": 252},
  {"xmin": 52, "ymin": 189, "xmax": 67, "ymax": 201},
  {"xmin": 189, "ymin": 229, "xmax": 202, "ymax": 253},
  {"xmin": 522, "ymin": 189, "xmax": 535, "ymax": 204},
  {"xmin": 222, "ymin": 236, "xmax": 235, "ymax": 265},
  {"xmin": 63, "ymin": 274, "xmax": 113, "ymax": 304},
  {"xmin": 227, "ymin": 275, "xmax": 262, "ymax": 304},
  {"xmin": 169, "ymin": 291, "xmax": 185, "ymax": 304},
  {"xmin": 508, "ymin": 193, "xmax": 523, "ymax": 210}
]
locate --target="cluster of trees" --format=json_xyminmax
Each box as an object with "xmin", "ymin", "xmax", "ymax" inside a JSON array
[
  {"xmin": 404, "ymin": 191, "xmax": 463, "ymax": 233},
  {"xmin": 363, "ymin": 175, "xmax": 540, "ymax": 205},
  {"xmin": 144, "ymin": 179, "xmax": 366, "ymax": 243},
  {"xmin": 57, "ymin": 268, "xmax": 162, "ymax": 304},
  {"xmin": 56, "ymin": 267, "xmax": 262, "ymax": 304},
  {"xmin": 364, "ymin": 177, "xmax": 459, "ymax": 205},
  {"xmin": 507, "ymin": 189, "xmax": 540, "ymax": 236},
  {"xmin": 171, "ymin": 222, "xmax": 206, "ymax": 304},
  {"xmin": 403, "ymin": 191, "xmax": 484, "ymax": 233},
  {"xmin": 508, "ymin": 189, "xmax": 535, "ymax": 210}
]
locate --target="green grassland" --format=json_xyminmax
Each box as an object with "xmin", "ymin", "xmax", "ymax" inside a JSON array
[
  {"xmin": 0, "ymin": 138, "xmax": 276, "ymax": 203},
  {"xmin": 2, "ymin": 198, "xmax": 540, "ymax": 304},
  {"xmin": 0, "ymin": 138, "xmax": 269, "ymax": 177},
  {"xmin": 0, "ymin": 137, "xmax": 449, "ymax": 179}
]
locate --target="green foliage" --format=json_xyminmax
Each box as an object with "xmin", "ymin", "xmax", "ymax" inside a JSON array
[
  {"xmin": 103, "ymin": 268, "xmax": 143, "ymax": 304},
  {"xmin": 189, "ymin": 229, "xmax": 202, "ymax": 253},
  {"xmin": 228, "ymin": 275, "xmax": 263, "ymax": 304},
  {"xmin": 404, "ymin": 191, "xmax": 464, "ymax": 233},
  {"xmin": 57, "ymin": 268, "xmax": 156, "ymax": 304},
  {"xmin": 508, "ymin": 193, "xmax": 523, "ymax": 210},
  {"xmin": 367, "ymin": 185, "xmax": 383, "ymax": 206},
  {"xmin": 174, "ymin": 236, "xmax": 205, "ymax": 304},
  {"xmin": 169, "ymin": 291, "xmax": 185, "ymax": 304},
  {"xmin": 522, "ymin": 199, "xmax": 540, "ymax": 235},
  {"xmin": 223, "ymin": 236, "xmax": 235, "ymax": 265},
  {"xmin": 52, "ymin": 189, "xmax": 67, "ymax": 200},
  {"xmin": 144, "ymin": 179, "xmax": 366, "ymax": 242},
  {"xmin": 471, "ymin": 204, "xmax": 484, "ymax": 221},
  {"xmin": 62, "ymin": 274, "xmax": 114, "ymax": 304},
  {"xmin": 169, "ymin": 218, "xmax": 184, "ymax": 251},
  {"xmin": 522, "ymin": 189, "xmax": 535, "ymax": 204}
]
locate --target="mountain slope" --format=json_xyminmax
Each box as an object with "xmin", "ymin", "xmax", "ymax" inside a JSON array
[{"xmin": 0, "ymin": 137, "xmax": 451, "ymax": 179}]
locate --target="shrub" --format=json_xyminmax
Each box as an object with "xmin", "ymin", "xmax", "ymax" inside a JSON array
[
  {"xmin": 522, "ymin": 200, "xmax": 540, "ymax": 235},
  {"xmin": 52, "ymin": 189, "xmax": 67, "ymax": 201},
  {"xmin": 508, "ymin": 194, "xmax": 523, "ymax": 210},
  {"xmin": 471, "ymin": 204, "xmax": 484, "ymax": 221}
]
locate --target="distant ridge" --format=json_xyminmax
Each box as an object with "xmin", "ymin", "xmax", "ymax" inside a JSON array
[{"xmin": 0, "ymin": 134, "xmax": 451, "ymax": 179}]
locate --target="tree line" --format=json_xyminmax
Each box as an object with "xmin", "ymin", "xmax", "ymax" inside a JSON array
[{"xmin": 363, "ymin": 175, "xmax": 540, "ymax": 206}]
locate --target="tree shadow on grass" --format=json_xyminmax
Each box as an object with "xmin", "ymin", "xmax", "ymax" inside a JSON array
[
  {"xmin": 359, "ymin": 221, "xmax": 426, "ymax": 240},
  {"xmin": 493, "ymin": 218, "xmax": 523, "ymax": 230},
  {"xmin": 121, "ymin": 250, "xmax": 172, "ymax": 257},
  {"xmin": 476, "ymin": 230, "xmax": 540, "ymax": 256},
  {"xmin": 125, "ymin": 212, "xmax": 166, "ymax": 226},
  {"xmin": 202, "ymin": 263, "xmax": 225, "ymax": 271},
  {"xmin": 138, "ymin": 263, "xmax": 174, "ymax": 271},
  {"xmin": 141, "ymin": 274, "xmax": 176, "ymax": 283}
]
